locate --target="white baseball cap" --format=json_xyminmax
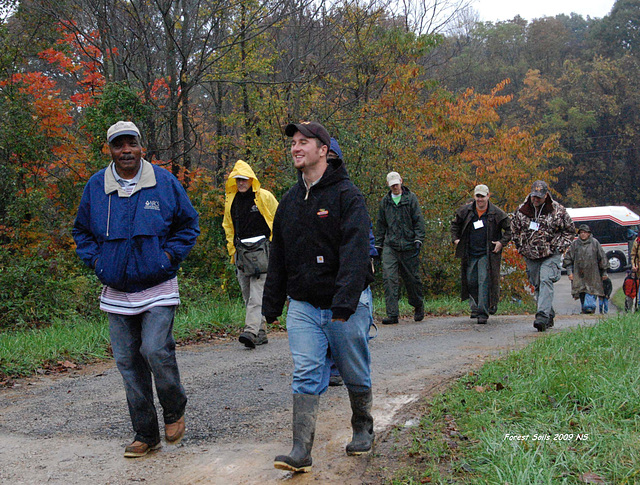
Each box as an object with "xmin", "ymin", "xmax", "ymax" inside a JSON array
[
  {"xmin": 107, "ymin": 121, "xmax": 141, "ymax": 143},
  {"xmin": 474, "ymin": 184, "xmax": 489, "ymax": 196},
  {"xmin": 386, "ymin": 171, "xmax": 402, "ymax": 187}
]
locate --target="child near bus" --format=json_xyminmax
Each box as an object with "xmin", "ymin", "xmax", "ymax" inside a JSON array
[
  {"xmin": 599, "ymin": 277, "xmax": 613, "ymax": 314},
  {"xmin": 623, "ymin": 269, "xmax": 639, "ymax": 312}
]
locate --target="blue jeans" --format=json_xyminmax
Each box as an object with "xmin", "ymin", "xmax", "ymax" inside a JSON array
[
  {"xmin": 108, "ymin": 305, "xmax": 187, "ymax": 445},
  {"xmin": 286, "ymin": 288, "xmax": 373, "ymax": 395}
]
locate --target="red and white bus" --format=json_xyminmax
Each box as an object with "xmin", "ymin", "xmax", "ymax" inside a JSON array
[{"xmin": 566, "ymin": 206, "xmax": 640, "ymax": 272}]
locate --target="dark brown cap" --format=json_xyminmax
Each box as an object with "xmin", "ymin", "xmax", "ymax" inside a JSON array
[{"xmin": 285, "ymin": 121, "xmax": 331, "ymax": 148}]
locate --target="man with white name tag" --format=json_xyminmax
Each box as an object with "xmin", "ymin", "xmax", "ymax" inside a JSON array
[
  {"xmin": 451, "ymin": 184, "xmax": 511, "ymax": 325},
  {"xmin": 511, "ymin": 180, "xmax": 575, "ymax": 332},
  {"xmin": 223, "ymin": 160, "xmax": 279, "ymax": 349}
]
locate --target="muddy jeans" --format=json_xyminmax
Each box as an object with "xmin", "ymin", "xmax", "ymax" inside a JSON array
[
  {"xmin": 108, "ymin": 306, "xmax": 187, "ymax": 446},
  {"xmin": 525, "ymin": 253, "xmax": 562, "ymax": 323}
]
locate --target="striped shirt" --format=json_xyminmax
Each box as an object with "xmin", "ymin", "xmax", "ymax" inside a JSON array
[
  {"xmin": 100, "ymin": 277, "xmax": 180, "ymax": 315},
  {"xmin": 99, "ymin": 164, "xmax": 180, "ymax": 315}
]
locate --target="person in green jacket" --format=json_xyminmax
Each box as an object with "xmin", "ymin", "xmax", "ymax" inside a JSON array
[{"xmin": 374, "ymin": 171, "xmax": 426, "ymax": 324}]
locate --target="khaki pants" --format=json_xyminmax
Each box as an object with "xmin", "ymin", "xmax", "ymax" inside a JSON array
[{"xmin": 236, "ymin": 269, "xmax": 268, "ymax": 335}]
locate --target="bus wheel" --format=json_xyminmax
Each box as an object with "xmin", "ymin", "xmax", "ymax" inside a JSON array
[{"xmin": 607, "ymin": 252, "xmax": 625, "ymax": 272}]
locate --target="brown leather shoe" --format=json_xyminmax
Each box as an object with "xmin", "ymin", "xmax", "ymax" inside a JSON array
[
  {"xmin": 124, "ymin": 440, "xmax": 161, "ymax": 458},
  {"xmin": 165, "ymin": 416, "xmax": 185, "ymax": 444}
]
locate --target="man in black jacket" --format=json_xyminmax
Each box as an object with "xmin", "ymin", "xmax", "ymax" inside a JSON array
[
  {"xmin": 450, "ymin": 185, "xmax": 511, "ymax": 324},
  {"xmin": 263, "ymin": 121, "xmax": 375, "ymax": 473}
]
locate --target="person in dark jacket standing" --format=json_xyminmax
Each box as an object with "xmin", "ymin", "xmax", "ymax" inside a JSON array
[
  {"xmin": 73, "ymin": 121, "xmax": 200, "ymax": 458},
  {"xmin": 450, "ymin": 185, "xmax": 511, "ymax": 324},
  {"xmin": 374, "ymin": 171, "xmax": 426, "ymax": 324},
  {"xmin": 263, "ymin": 121, "xmax": 375, "ymax": 473}
]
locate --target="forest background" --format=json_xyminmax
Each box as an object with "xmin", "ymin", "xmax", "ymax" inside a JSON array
[{"xmin": 0, "ymin": 0, "xmax": 638, "ymax": 331}]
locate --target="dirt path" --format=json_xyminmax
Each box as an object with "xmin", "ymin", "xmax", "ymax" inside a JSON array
[{"xmin": 0, "ymin": 275, "xmax": 618, "ymax": 484}]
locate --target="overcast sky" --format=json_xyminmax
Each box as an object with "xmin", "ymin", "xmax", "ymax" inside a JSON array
[{"xmin": 472, "ymin": 0, "xmax": 616, "ymax": 22}]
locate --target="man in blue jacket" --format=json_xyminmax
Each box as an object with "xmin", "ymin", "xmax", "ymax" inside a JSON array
[
  {"xmin": 73, "ymin": 121, "xmax": 199, "ymax": 458},
  {"xmin": 263, "ymin": 122, "xmax": 375, "ymax": 473}
]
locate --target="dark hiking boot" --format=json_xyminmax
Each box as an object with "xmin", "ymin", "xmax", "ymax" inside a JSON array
[
  {"xmin": 547, "ymin": 315, "xmax": 554, "ymax": 328},
  {"xmin": 414, "ymin": 305, "xmax": 425, "ymax": 322},
  {"xmin": 329, "ymin": 375, "xmax": 344, "ymax": 386},
  {"xmin": 274, "ymin": 394, "xmax": 319, "ymax": 473},
  {"xmin": 255, "ymin": 329, "xmax": 268, "ymax": 345},
  {"xmin": 382, "ymin": 316, "xmax": 399, "ymax": 325},
  {"xmin": 239, "ymin": 331, "xmax": 257, "ymax": 348},
  {"xmin": 346, "ymin": 389, "xmax": 375, "ymax": 456},
  {"xmin": 533, "ymin": 320, "xmax": 547, "ymax": 332}
]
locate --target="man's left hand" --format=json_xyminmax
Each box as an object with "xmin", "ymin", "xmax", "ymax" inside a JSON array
[
  {"xmin": 413, "ymin": 240, "xmax": 422, "ymax": 258},
  {"xmin": 492, "ymin": 241, "xmax": 503, "ymax": 253}
]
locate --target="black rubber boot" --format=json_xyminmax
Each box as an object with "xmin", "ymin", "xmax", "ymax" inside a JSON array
[
  {"xmin": 346, "ymin": 389, "xmax": 375, "ymax": 456},
  {"xmin": 274, "ymin": 394, "xmax": 319, "ymax": 473}
]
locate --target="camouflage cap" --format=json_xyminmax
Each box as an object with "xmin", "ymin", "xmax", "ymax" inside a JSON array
[{"xmin": 530, "ymin": 180, "xmax": 549, "ymax": 198}]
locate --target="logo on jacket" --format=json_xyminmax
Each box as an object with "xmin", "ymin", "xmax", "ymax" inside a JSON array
[
  {"xmin": 317, "ymin": 209, "xmax": 329, "ymax": 218},
  {"xmin": 144, "ymin": 200, "xmax": 161, "ymax": 211}
]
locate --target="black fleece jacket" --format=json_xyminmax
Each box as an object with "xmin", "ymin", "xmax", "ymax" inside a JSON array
[{"xmin": 262, "ymin": 158, "xmax": 374, "ymax": 321}]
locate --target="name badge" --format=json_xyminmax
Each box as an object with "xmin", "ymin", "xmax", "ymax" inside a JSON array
[
  {"xmin": 529, "ymin": 221, "xmax": 540, "ymax": 231},
  {"xmin": 473, "ymin": 220, "xmax": 484, "ymax": 229}
]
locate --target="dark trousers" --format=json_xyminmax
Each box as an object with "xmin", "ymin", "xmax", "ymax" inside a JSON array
[
  {"xmin": 467, "ymin": 254, "xmax": 490, "ymax": 319},
  {"xmin": 382, "ymin": 246, "xmax": 423, "ymax": 318}
]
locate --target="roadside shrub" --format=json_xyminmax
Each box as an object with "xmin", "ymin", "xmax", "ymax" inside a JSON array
[{"xmin": 0, "ymin": 251, "xmax": 102, "ymax": 331}]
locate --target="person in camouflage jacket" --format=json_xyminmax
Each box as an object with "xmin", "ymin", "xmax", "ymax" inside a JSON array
[{"xmin": 511, "ymin": 181, "xmax": 575, "ymax": 332}]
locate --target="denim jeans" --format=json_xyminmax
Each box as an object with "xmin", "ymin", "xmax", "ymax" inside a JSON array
[
  {"xmin": 108, "ymin": 305, "xmax": 187, "ymax": 445},
  {"xmin": 525, "ymin": 253, "xmax": 562, "ymax": 322},
  {"xmin": 286, "ymin": 287, "xmax": 373, "ymax": 395},
  {"xmin": 467, "ymin": 254, "xmax": 490, "ymax": 319}
]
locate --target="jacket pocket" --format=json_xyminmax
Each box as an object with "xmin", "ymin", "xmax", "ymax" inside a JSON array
[
  {"xmin": 130, "ymin": 235, "xmax": 175, "ymax": 287},
  {"xmin": 94, "ymin": 239, "xmax": 128, "ymax": 290}
]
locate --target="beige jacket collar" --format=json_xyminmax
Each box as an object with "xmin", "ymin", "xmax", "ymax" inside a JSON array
[{"xmin": 104, "ymin": 159, "xmax": 157, "ymax": 196}]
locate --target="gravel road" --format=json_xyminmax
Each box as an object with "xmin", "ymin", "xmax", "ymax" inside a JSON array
[{"xmin": 0, "ymin": 274, "xmax": 622, "ymax": 484}]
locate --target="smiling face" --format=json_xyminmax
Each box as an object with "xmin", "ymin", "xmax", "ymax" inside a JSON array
[
  {"xmin": 109, "ymin": 135, "xmax": 142, "ymax": 179},
  {"xmin": 474, "ymin": 193, "xmax": 489, "ymax": 211},
  {"xmin": 291, "ymin": 131, "xmax": 327, "ymax": 174}
]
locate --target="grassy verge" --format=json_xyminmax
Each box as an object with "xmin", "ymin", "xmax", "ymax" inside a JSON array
[
  {"xmin": 0, "ymin": 294, "xmax": 534, "ymax": 381},
  {"xmin": 0, "ymin": 297, "xmax": 254, "ymax": 380},
  {"xmin": 383, "ymin": 312, "xmax": 640, "ymax": 484}
]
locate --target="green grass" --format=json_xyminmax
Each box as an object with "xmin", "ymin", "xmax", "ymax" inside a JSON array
[
  {"xmin": 388, "ymin": 312, "xmax": 640, "ymax": 484},
  {"xmin": 0, "ymin": 296, "xmax": 266, "ymax": 380},
  {"xmin": 0, "ymin": 294, "xmax": 534, "ymax": 380}
]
